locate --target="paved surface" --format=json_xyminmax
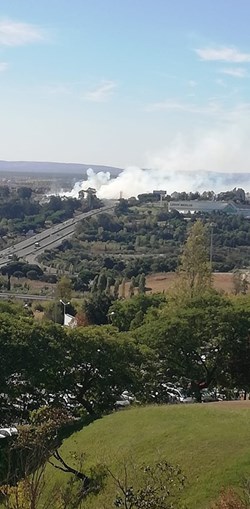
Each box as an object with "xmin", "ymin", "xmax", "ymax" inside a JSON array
[
  {"xmin": 0, "ymin": 292, "xmax": 53, "ymax": 301},
  {"xmin": 0, "ymin": 205, "xmax": 115, "ymax": 268}
]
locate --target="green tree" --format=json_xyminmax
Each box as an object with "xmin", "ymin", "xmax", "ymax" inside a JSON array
[
  {"xmin": 135, "ymin": 293, "xmax": 250, "ymax": 401},
  {"xmin": 56, "ymin": 276, "xmax": 72, "ymax": 300},
  {"xmin": 61, "ymin": 326, "xmax": 143, "ymax": 415},
  {"xmin": 83, "ymin": 293, "xmax": 113, "ymax": 325},
  {"xmin": 97, "ymin": 272, "xmax": 107, "ymax": 293},
  {"xmin": 105, "ymin": 276, "xmax": 111, "ymax": 295},
  {"xmin": 109, "ymin": 294, "xmax": 166, "ymax": 332},
  {"xmin": 17, "ymin": 186, "xmax": 32, "ymax": 200},
  {"xmin": 121, "ymin": 277, "xmax": 126, "ymax": 299},
  {"xmin": 129, "ymin": 276, "xmax": 136, "ymax": 298},
  {"xmin": 113, "ymin": 279, "xmax": 120, "ymax": 299},
  {"xmin": 233, "ymin": 270, "xmax": 249, "ymax": 295},
  {"xmin": 91, "ymin": 274, "xmax": 99, "ymax": 294},
  {"xmin": 138, "ymin": 273, "xmax": 146, "ymax": 295},
  {"xmin": 176, "ymin": 220, "xmax": 212, "ymax": 299}
]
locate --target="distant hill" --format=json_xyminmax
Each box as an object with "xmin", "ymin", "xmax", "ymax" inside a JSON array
[{"xmin": 0, "ymin": 160, "xmax": 122, "ymax": 176}]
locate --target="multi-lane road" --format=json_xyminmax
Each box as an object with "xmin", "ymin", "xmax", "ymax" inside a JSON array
[{"xmin": 0, "ymin": 205, "xmax": 115, "ymax": 268}]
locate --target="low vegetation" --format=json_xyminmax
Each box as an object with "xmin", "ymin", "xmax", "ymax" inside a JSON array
[
  {"xmin": 0, "ymin": 215, "xmax": 249, "ymax": 507},
  {"xmin": 43, "ymin": 404, "xmax": 250, "ymax": 509}
]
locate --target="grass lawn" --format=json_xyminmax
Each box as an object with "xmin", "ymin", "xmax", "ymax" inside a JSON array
[{"xmin": 44, "ymin": 402, "xmax": 250, "ymax": 508}]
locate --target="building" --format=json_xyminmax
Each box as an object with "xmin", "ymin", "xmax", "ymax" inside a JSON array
[
  {"xmin": 64, "ymin": 313, "xmax": 77, "ymax": 328},
  {"xmin": 168, "ymin": 200, "xmax": 250, "ymax": 217}
]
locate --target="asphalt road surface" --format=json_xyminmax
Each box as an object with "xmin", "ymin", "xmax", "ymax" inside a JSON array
[
  {"xmin": 0, "ymin": 205, "xmax": 115, "ymax": 268},
  {"xmin": 0, "ymin": 292, "xmax": 53, "ymax": 301}
]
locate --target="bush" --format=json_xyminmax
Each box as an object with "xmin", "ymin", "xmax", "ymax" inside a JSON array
[
  {"xmin": 26, "ymin": 270, "xmax": 40, "ymax": 280},
  {"xmin": 13, "ymin": 271, "xmax": 24, "ymax": 279},
  {"xmin": 33, "ymin": 303, "xmax": 44, "ymax": 312},
  {"xmin": 41, "ymin": 274, "xmax": 57, "ymax": 284}
]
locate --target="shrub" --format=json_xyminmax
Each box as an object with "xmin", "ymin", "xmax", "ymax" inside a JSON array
[
  {"xmin": 26, "ymin": 270, "xmax": 40, "ymax": 280},
  {"xmin": 13, "ymin": 271, "xmax": 24, "ymax": 279},
  {"xmin": 33, "ymin": 303, "xmax": 44, "ymax": 312}
]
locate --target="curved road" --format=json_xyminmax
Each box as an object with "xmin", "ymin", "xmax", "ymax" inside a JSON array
[{"xmin": 0, "ymin": 205, "xmax": 115, "ymax": 268}]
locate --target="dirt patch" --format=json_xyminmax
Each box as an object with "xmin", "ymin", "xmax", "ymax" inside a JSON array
[
  {"xmin": 121, "ymin": 272, "xmax": 243, "ymax": 297},
  {"xmin": 11, "ymin": 277, "xmax": 55, "ymax": 295},
  {"xmin": 145, "ymin": 272, "xmax": 238, "ymax": 295},
  {"xmin": 210, "ymin": 400, "xmax": 250, "ymax": 409}
]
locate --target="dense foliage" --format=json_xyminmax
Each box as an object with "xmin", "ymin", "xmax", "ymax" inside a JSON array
[
  {"xmin": 39, "ymin": 203, "xmax": 250, "ymax": 283},
  {"xmin": 0, "ymin": 185, "xmax": 101, "ymax": 251}
]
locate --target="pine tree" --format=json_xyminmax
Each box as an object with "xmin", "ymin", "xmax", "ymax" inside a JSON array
[
  {"xmin": 138, "ymin": 273, "xmax": 146, "ymax": 295},
  {"xmin": 91, "ymin": 275, "xmax": 98, "ymax": 294},
  {"xmin": 121, "ymin": 277, "xmax": 126, "ymax": 299},
  {"xmin": 113, "ymin": 279, "xmax": 120, "ymax": 299},
  {"xmin": 105, "ymin": 277, "xmax": 111, "ymax": 295},
  {"xmin": 97, "ymin": 272, "xmax": 107, "ymax": 293},
  {"xmin": 129, "ymin": 276, "xmax": 136, "ymax": 298}
]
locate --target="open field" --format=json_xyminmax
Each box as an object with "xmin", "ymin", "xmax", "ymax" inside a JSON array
[
  {"xmin": 45, "ymin": 403, "xmax": 250, "ymax": 509},
  {"xmin": 1, "ymin": 270, "xmax": 248, "ymax": 303},
  {"xmin": 121, "ymin": 271, "xmax": 249, "ymax": 297}
]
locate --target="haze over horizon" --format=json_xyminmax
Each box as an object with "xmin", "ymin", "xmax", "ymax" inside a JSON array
[{"xmin": 1, "ymin": 0, "xmax": 250, "ymax": 180}]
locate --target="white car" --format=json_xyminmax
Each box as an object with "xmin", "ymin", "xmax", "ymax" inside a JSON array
[
  {"xmin": 0, "ymin": 427, "xmax": 18, "ymax": 439},
  {"xmin": 114, "ymin": 390, "xmax": 136, "ymax": 410}
]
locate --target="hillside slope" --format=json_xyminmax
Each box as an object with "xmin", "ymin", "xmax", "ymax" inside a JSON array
[{"xmin": 46, "ymin": 402, "xmax": 250, "ymax": 508}]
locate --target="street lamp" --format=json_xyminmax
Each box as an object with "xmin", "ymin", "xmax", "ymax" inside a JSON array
[
  {"xmin": 60, "ymin": 299, "xmax": 70, "ymax": 325},
  {"xmin": 108, "ymin": 311, "xmax": 115, "ymax": 324}
]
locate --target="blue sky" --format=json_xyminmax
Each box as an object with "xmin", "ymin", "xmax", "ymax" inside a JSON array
[{"xmin": 1, "ymin": 0, "xmax": 250, "ymax": 171}]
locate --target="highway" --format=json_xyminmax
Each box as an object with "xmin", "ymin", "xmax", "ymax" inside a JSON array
[
  {"xmin": 0, "ymin": 292, "xmax": 54, "ymax": 301},
  {"xmin": 0, "ymin": 205, "xmax": 115, "ymax": 268}
]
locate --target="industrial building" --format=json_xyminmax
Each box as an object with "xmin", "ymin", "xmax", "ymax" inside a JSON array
[{"xmin": 168, "ymin": 200, "xmax": 250, "ymax": 217}]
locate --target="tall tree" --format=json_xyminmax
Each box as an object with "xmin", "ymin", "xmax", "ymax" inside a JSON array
[
  {"xmin": 138, "ymin": 273, "xmax": 146, "ymax": 295},
  {"xmin": 113, "ymin": 279, "xmax": 120, "ymax": 299},
  {"xmin": 56, "ymin": 276, "xmax": 72, "ymax": 300},
  {"xmin": 129, "ymin": 276, "xmax": 136, "ymax": 298},
  {"xmin": 105, "ymin": 276, "xmax": 111, "ymax": 296},
  {"xmin": 121, "ymin": 277, "xmax": 126, "ymax": 299},
  {"xmin": 97, "ymin": 272, "xmax": 107, "ymax": 293},
  {"xmin": 176, "ymin": 220, "xmax": 212, "ymax": 298}
]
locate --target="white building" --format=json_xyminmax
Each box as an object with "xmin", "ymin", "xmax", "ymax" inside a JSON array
[{"xmin": 168, "ymin": 200, "xmax": 250, "ymax": 217}]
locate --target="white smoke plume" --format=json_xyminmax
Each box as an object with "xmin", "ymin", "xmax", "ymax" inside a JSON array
[{"xmin": 65, "ymin": 121, "xmax": 250, "ymax": 199}]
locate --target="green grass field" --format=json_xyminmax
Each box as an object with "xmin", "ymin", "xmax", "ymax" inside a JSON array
[{"xmin": 45, "ymin": 402, "xmax": 250, "ymax": 508}]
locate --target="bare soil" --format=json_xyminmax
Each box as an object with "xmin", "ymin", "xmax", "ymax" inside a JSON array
[
  {"xmin": 11, "ymin": 277, "xmax": 55, "ymax": 295},
  {"xmin": 122, "ymin": 272, "xmax": 243, "ymax": 297}
]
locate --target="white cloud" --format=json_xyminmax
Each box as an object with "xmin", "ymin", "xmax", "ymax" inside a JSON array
[
  {"xmin": 0, "ymin": 18, "xmax": 44, "ymax": 46},
  {"xmin": 195, "ymin": 46, "xmax": 250, "ymax": 63},
  {"xmin": 220, "ymin": 67, "xmax": 247, "ymax": 78},
  {"xmin": 146, "ymin": 99, "xmax": 221, "ymax": 115},
  {"xmin": 188, "ymin": 80, "xmax": 197, "ymax": 87},
  {"xmin": 0, "ymin": 62, "xmax": 8, "ymax": 72},
  {"xmin": 44, "ymin": 84, "xmax": 72, "ymax": 95},
  {"xmin": 215, "ymin": 78, "xmax": 227, "ymax": 87},
  {"xmin": 83, "ymin": 80, "xmax": 117, "ymax": 102}
]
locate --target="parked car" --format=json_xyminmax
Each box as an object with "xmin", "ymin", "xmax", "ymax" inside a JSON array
[
  {"xmin": 0, "ymin": 427, "xmax": 18, "ymax": 439},
  {"xmin": 163, "ymin": 384, "xmax": 196, "ymax": 404},
  {"xmin": 114, "ymin": 390, "xmax": 136, "ymax": 410},
  {"xmin": 201, "ymin": 390, "xmax": 219, "ymax": 403}
]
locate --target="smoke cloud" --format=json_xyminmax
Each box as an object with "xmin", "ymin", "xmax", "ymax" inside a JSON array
[{"xmin": 65, "ymin": 120, "xmax": 250, "ymax": 199}]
